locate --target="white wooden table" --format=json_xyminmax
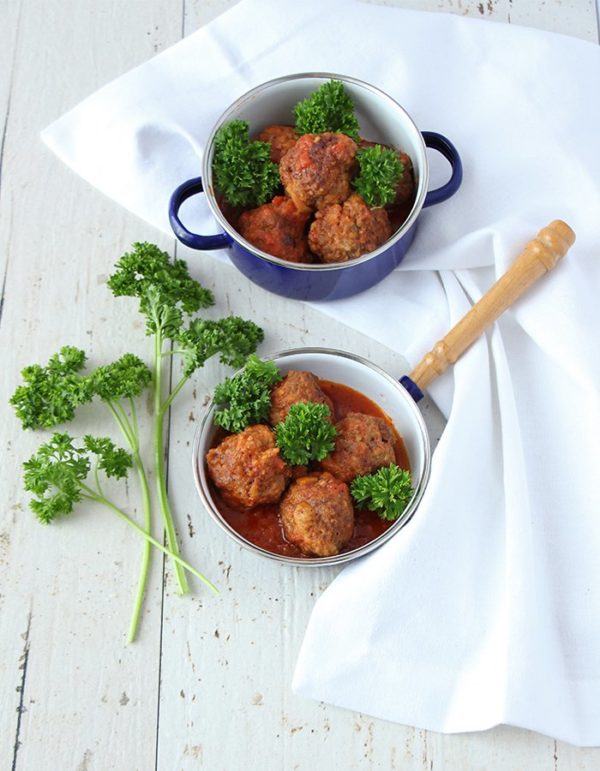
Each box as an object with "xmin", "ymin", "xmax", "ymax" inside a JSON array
[{"xmin": 2, "ymin": 1, "xmax": 599, "ymax": 769}]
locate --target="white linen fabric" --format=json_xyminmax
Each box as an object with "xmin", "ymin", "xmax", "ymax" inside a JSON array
[{"xmin": 41, "ymin": 0, "xmax": 600, "ymax": 746}]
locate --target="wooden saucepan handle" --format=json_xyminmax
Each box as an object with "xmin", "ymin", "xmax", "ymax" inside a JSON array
[{"xmin": 408, "ymin": 220, "xmax": 576, "ymax": 392}]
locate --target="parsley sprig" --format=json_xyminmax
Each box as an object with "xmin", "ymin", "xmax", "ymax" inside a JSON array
[
  {"xmin": 350, "ymin": 463, "xmax": 413, "ymax": 521},
  {"xmin": 176, "ymin": 317, "xmax": 263, "ymax": 380},
  {"xmin": 24, "ymin": 432, "xmax": 216, "ymax": 590},
  {"xmin": 353, "ymin": 145, "xmax": 404, "ymax": 207},
  {"xmin": 275, "ymin": 402, "xmax": 337, "ymax": 466},
  {"xmin": 11, "ymin": 347, "xmax": 156, "ymax": 642},
  {"xmin": 10, "ymin": 346, "xmax": 94, "ymax": 429},
  {"xmin": 212, "ymin": 119, "xmax": 281, "ymax": 207},
  {"xmin": 213, "ymin": 355, "xmax": 282, "ymax": 433},
  {"xmin": 294, "ymin": 79, "xmax": 360, "ymax": 140},
  {"xmin": 108, "ymin": 242, "xmax": 263, "ymax": 596}
]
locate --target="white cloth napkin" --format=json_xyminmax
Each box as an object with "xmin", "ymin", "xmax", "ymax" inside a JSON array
[{"xmin": 41, "ymin": 0, "xmax": 600, "ymax": 746}]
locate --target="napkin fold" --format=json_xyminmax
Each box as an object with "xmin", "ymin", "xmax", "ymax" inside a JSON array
[{"xmin": 41, "ymin": 0, "xmax": 600, "ymax": 745}]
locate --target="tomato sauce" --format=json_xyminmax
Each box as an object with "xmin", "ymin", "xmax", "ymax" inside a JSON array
[{"xmin": 205, "ymin": 379, "xmax": 410, "ymax": 559}]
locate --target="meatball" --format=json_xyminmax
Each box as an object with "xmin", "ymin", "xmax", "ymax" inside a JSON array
[
  {"xmin": 280, "ymin": 132, "xmax": 358, "ymax": 212},
  {"xmin": 394, "ymin": 151, "xmax": 415, "ymax": 205},
  {"xmin": 206, "ymin": 424, "xmax": 291, "ymax": 509},
  {"xmin": 237, "ymin": 196, "xmax": 311, "ymax": 263},
  {"xmin": 269, "ymin": 370, "xmax": 334, "ymax": 425},
  {"xmin": 255, "ymin": 124, "xmax": 298, "ymax": 163},
  {"xmin": 320, "ymin": 412, "xmax": 395, "ymax": 482},
  {"xmin": 280, "ymin": 472, "xmax": 354, "ymax": 557},
  {"xmin": 308, "ymin": 193, "xmax": 392, "ymax": 263}
]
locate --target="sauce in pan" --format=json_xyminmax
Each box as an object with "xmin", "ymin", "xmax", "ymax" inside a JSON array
[{"xmin": 206, "ymin": 379, "xmax": 410, "ymax": 559}]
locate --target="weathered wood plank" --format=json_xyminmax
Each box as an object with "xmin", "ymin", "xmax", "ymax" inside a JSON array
[
  {"xmin": 0, "ymin": 1, "xmax": 181, "ymax": 769},
  {"xmin": 183, "ymin": 0, "xmax": 599, "ymax": 43},
  {"xmin": 0, "ymin": 0, "xmax": 23, "ymax": 305},
  {"xmin": 0, "ymin": 4, "xmax": 28, "ymax": 766}
]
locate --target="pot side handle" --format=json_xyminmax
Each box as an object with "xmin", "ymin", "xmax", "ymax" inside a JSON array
[
  {"xmin": 422, "ymin": 132, "xmax": 463, "ymax": 208},
  {"xmin": 169, "ymin": 176, "xmax": 232, "ymax": 250}
]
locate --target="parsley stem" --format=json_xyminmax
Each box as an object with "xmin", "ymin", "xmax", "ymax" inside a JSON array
[
  {"xmin": 104, "ymin": 399, "xmax": 153, "ymax": 642},
  {"xmin": 106, "ymin": 401, "xmax": 135, "ymax": 448},
  {"xmin": 93, "ymin": 461, "xmax": 105, "ymax": 498},
  {"xmin": 159, "ymin": 374, "xmax": 188, "ymax": 417},
  {"xmin": 128, "ymin": 397, "xmax": 139, "ymax": 442},
  {"xmin": 114, "ymin": 401, "xmax": 137, "ymax": 448},
  {"xmin": 154, "ymin": 330, "xmax": 189, "ymax": 594},
  {"xmin": 126, "ymin": 447, "xmax": 153, "ymax": 644},
  {"xmin": 80, "ymin": 486, "xmax": 217, "ymax": 594}
]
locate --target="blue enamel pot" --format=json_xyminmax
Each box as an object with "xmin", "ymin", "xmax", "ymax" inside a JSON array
[{"xmin": 169, "ymin": 73, "xmax": 462, "ymax": 301}]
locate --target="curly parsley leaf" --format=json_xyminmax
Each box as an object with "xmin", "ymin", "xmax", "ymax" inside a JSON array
[
  {"xmin": 82, "ymin": 435, "xmax": 133, "ymax": 479},
  {"xmin": 275, "ymin": 402, "xmax": 336, "ymax": 466},
  {"xmin": 91, "ymin": 354, "xmax": 152, "ymax": 401},
  {"xmin": 294, "ymin": 80, "xmax": 360, "ymax": 140},
  {"xmin": 212, "ymin": 119, "xmax": 281, "ymax": 207},
  {"xmin": 213, "ymin": 355, "xmax": 282, "ymax": 433},
  {"xmin": 107, "ymin": 242, "xmax": 214, "ymax": 338},
  {"xmin": 353, "ymin": 145, "xmax": 404, "ymax": 208},
  {"xmin": 177, "ymin": 316, "xmax": 264, "ymax": 378},
  {"xmin": 22, "ymin": 433, "xmax": 86, "ymax": 522},
  {"xmin": 23, "ymin": 433, "xmax": 133, "ymax": 524},
  {"xmin": 10, "ymin": 346, "xmax": 94, "ymax": 429},
  {"xmin": 350, "ymin": 463, "xmax": 413, "ymax": 521}
]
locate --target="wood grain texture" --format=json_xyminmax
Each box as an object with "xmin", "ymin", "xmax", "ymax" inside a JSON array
[
  {"xmin": 409, "ymin": 220, "xmax": 576, "ymax": 390},
  {"xmin": 1, "ymin": 1, "xmax": 599, "ymax": 770},
  {"xmin": 0, "ymin": 2, "xmax": 182, "ymax": 769}
]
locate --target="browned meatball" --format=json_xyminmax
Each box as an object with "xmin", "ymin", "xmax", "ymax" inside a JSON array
[
  {"xmin": 308, "ymin": 193, "xmax": 392, "ymax": 263},
  {"xmin": 280, "ymin": 472, "xmax": 354, "ymax": 556},
  {"xmin": 206, "ymin": 424, "xmax": 291, "ymax": 509},
  {"xmin": 269, "ymin": 370, "xmax": 334, "ymax": 425},
  {"xmin": 320, "ymin": 412, "xmax": 395, "ymax": 483},
  {"xmin": 280, "ymin": 132, "xmax": 358, "ymax": 212},
  {"xmin": 237, "ymin": 196, "xmax": 311, "ymax": 263},
  {"xmin": 255, "ymin": 124, "xmax": 298, "ymax": 163},
  {"xmin": 394, "ymin": 151, "xmax": 415, "ymax": 205}
]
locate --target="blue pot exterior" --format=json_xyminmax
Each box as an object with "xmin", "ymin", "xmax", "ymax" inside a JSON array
[
  {"xmin": 168, "ymin": 174, "xmax": 426, "ymax": 300},
  {"xmin": 225, "ymin": 221, "xmax": 418, "ymax": 300}
]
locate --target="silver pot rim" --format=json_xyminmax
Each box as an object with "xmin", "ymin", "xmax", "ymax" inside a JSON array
[
  {"xmin": 200, "ymin": 72, "xmax": 429, "ymax": 272},
  {"xmin": 192, "ymin": 347, "xmax": 431, "ymax": 567}
]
